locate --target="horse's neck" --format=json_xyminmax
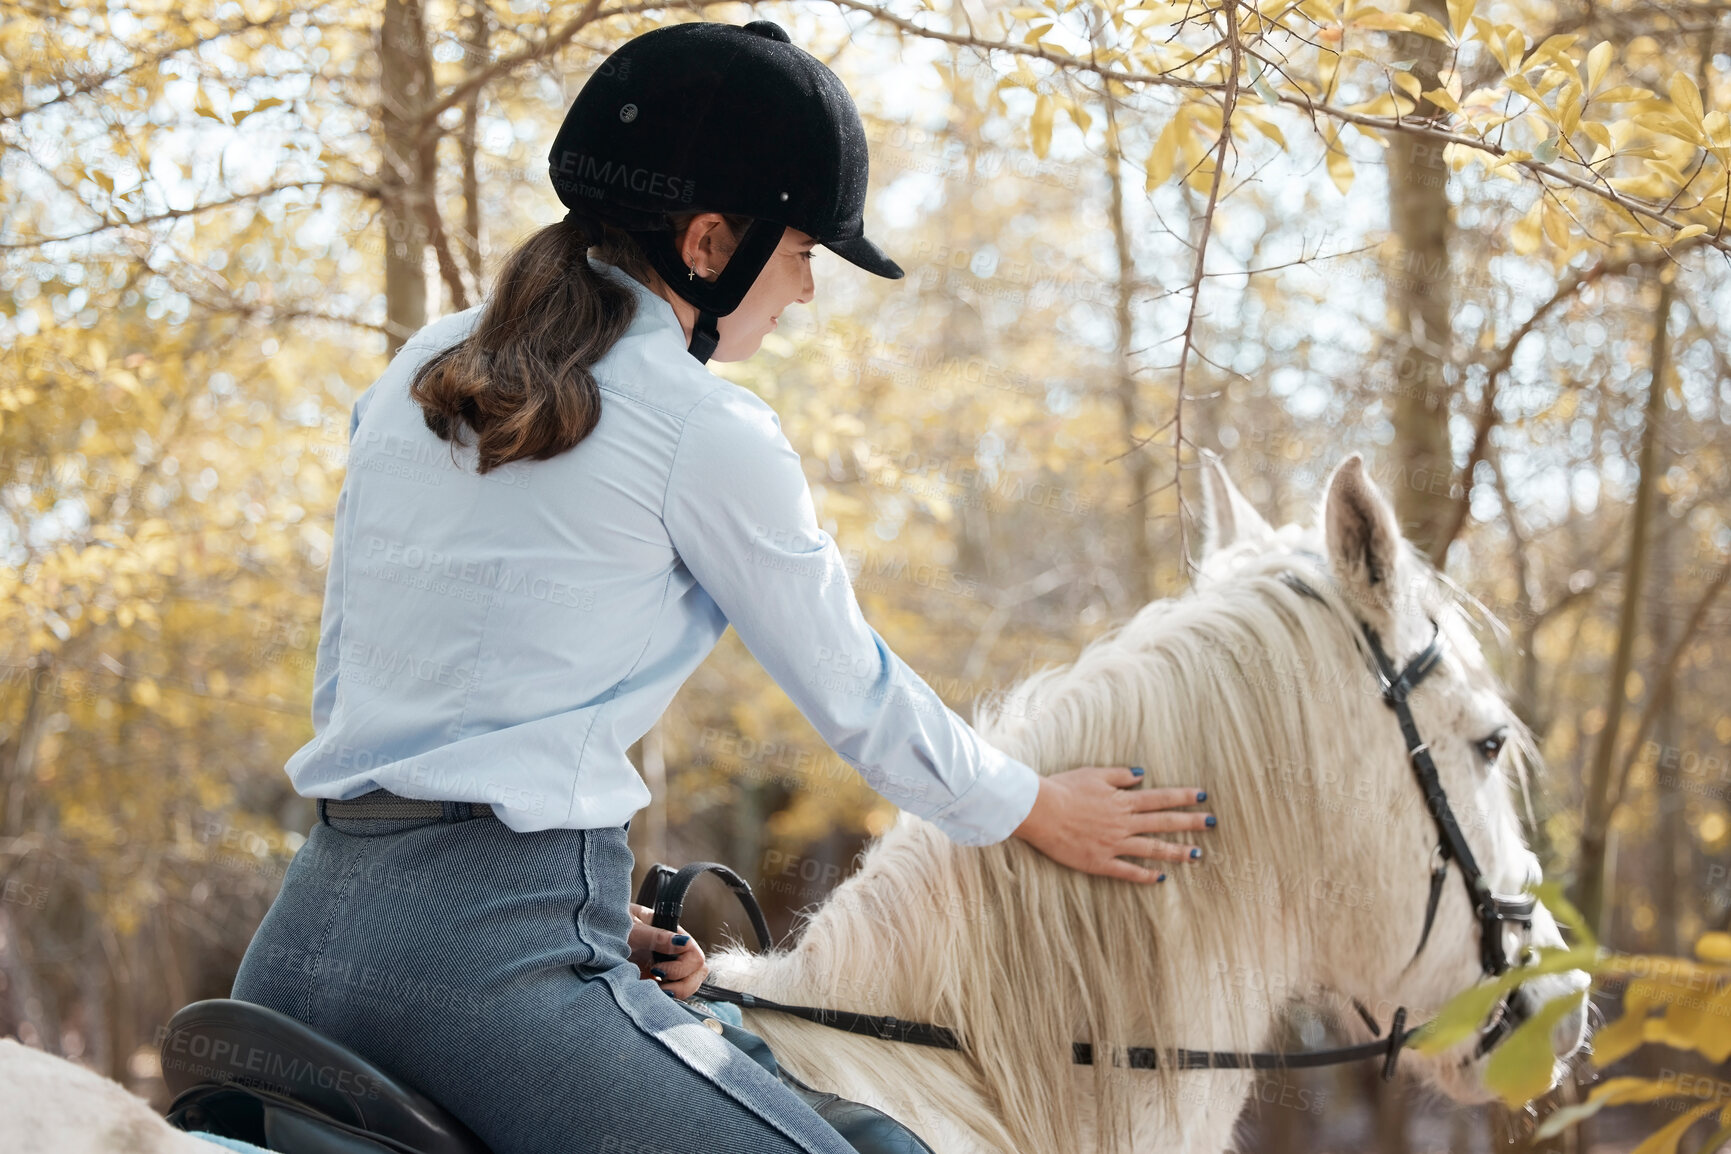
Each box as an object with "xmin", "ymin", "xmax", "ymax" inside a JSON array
[
  {"xmin": 719, "ymin": 817, "xmax": 1327, "ymax": 1154},
  {"xmin": 730, "ymin": 815, "xmax": 1308, "ymax": 1059},
  {"xmin": 724, "ymin": 819, "xmax": 965, "ymax": 1011}
]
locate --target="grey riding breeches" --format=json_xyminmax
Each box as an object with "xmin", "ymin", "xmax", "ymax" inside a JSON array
[{"xmin": 231, "ymin": 808, "xmax": 858, "ymax": 1154}]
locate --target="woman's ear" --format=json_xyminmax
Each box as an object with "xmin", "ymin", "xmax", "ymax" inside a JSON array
[{"xmin": 678, "ymin": 213, "xmax": 733, "ymax": 279}]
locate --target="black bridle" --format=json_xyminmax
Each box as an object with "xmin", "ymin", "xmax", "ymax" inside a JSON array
[
  {"xmin": 647, "ymin": 573, "xmax": 1540, "ymax": 1077},
  {"xmin": 1355, "ymin": 607, "xmax": 1539, "ymax": 1060}
]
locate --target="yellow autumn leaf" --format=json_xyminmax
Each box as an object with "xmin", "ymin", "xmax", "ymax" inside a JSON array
[
  {"xmin": 1557, "ymin": 80, "xmax": 1583, "ymax": 136},
  {"xmin": 1145, "ymin": 111, "xmax": 1182, "ymax": 191},
  {"xmin": 1536, "ymin": 1076, "xmax": 1708, "ymax": 1139},
  {"xmin": 1669, "ymin": 73, "xmax": 1704, "ymax": 128},
  {"xmin": 1595, "ymin": 85, "xmax": 1654, "ymax": 103},
  {"xmin": 1541, "ymin": 200, "xmax": 1571, "ymax": 250},
  {"xmin": 1511, "ymin": 198, "xmax": 1545, "ymax": 255},
  {"xmin": 1240, "ymin": 108, "xmax": 1287, "ymax": 149},
  {"xmin": 1447, "ymin": 0, "xmax": 1474, "ymax": 39},
  {"xmin": 1632, "ymin": 1100, "xmax": 1718, "ymax": 1154},
  {"xmin": 1585, "ymin": 40, "xmax": 1613, "ymax": 92},
  {"xmin": 1424, "ymin": 87, "xmax": 1461, "ymax": 114},
  {"xmin": 1029, "ymin": 93, "xmax": 1054, "ymax": 159},
  {"xmin": 1323, "ymin": 124, "xmax": 1352, "ymax": 194}
]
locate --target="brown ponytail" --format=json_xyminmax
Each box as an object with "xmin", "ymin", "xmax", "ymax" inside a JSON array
[{"xmin": 409, "ymin": 211, "xmax": 748, "ymax": 473}]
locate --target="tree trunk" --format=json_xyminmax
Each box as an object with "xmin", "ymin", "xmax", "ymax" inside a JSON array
[
  {"xmin": 1386, "ymin": 0, "xmax": 1456, "ymax": 561},
  {"xmin": 378, "ymin": 0, "xmax": 436, "ymax": 354},
  {"xmin": 1102, "ymin": 78, "xmax": 1154, "ymax": 608},
  {"xmin": 1651, "ymin": 502, "xmax": 1685, "ymax": 955},
  {"xmin": 0, "ymin": 651, "xmax": 49, "ymax": 837},
  {"xmin": 458, "ymin": 0, "xmax": 489, "ymax": 299},
  {"xmin": 1577, "ymin": 273, "xmax": 1673, "ymax": 938}
]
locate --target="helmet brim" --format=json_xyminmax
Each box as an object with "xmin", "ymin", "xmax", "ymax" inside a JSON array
[{"xmin": 823, "ymin": 234, "xmax": 904, "ymax": 279}]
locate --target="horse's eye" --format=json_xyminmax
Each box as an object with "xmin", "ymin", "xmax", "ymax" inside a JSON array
[{"xmin": 1476, "ymin": 729, "xmax": 1509, "ymax": 763}]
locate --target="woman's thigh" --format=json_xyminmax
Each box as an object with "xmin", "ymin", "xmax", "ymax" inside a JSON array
[{"xmin": 232, "ymin": 816, "xmax": 855, "ymax": 1154}]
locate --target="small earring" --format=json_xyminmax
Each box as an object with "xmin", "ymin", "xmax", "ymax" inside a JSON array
[{"xmin": 688, "ymin": 263, "xmax": 696, "ymax": 281}]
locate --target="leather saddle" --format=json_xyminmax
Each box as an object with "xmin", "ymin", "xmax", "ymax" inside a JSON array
[
  {"xmin": 160, "ymin": 999, "xmax": 488, "ymax": 1154},
  {"xmin": 161, "ymin": 998, "xmax": 934, "ymax": 1154}
]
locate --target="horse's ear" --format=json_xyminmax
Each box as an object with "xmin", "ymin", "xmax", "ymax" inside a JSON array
[
  {"xmin": 1199, "ymin": 450, "xmax": 1273, "ymax": 557},
  {"xmin": 1323, "ymin": 454, "xmax": 1405, "ymax": 612}
]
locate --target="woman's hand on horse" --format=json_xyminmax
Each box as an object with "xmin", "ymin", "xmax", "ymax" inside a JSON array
[
  {"xmin": 628, "ymin": 902, "xmax": 709, "ymax": 999},
  {"xmin": 1011, "ymin": 765, "xmax": 1213, "ymax": 884}
]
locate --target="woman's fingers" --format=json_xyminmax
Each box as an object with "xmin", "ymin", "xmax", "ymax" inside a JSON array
[
  {"xmin": 1095, "ymin": 857, "xmax": 1167, "ymax": 885},
  {"xmin": 1127, "ymin": 784, "xmax": 1207, "ymax": 811},
  {"xmin": 660, "ymin": 961, "xmax": 710, "ymax": 1000},
  {"xmin": 1126, "ymin": 809, "xmax": 1215, "ymax": 835},
  {"xmin": 1116, "ymin": 834, "xmax": 1206, "ymax": 863},
  {"xmin": 649, "ymin": 944, "xmax": 708, "ymax": 1000}
]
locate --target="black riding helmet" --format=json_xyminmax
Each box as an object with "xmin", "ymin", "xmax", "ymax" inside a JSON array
[{"xmin": 547, "ymin": 19, "xmax": 904, "ymax": 362}]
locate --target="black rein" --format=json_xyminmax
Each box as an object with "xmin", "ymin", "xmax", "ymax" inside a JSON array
[{"xmin": 640, "ymin": 572, "xmax": 1539, "ymax": 1079}]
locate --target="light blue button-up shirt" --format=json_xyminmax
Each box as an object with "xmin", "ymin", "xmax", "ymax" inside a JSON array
[{"xmin": 285, "ymin": 255, "xmax": 1042, "ymax": 846}]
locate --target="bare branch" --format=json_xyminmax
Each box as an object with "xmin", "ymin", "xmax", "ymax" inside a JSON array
[{"xmin": 833, "ymin": 0, "xmax": 1731, "ymax": 253}]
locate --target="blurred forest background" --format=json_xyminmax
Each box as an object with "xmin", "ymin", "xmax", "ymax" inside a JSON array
[{"xmin": 2, "ymin": 0, "xmax": 1729, "ymax": 1149}]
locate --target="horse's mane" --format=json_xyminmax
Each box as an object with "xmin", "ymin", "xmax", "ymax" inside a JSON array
[{"xmin": 761, "ymin": 546, "xmax": 1503, "ymax": 1154}]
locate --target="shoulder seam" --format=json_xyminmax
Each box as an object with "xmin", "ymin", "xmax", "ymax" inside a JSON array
[
  {"xmin": 596, "ymin": 379, "xmax": 705, "ymax": 420},
  {"xmin": 658, "ymin": 382, "xmax": 738, "ymax": 525}
]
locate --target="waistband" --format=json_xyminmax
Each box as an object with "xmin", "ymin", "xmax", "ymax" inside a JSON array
[{"xmin": 317, "ymin": 789, "xmax": 497, "ymax": 825}]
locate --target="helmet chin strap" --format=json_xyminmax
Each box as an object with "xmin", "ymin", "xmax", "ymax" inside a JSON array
[
  {"xmin": 634, "ymin": 218, "xmax": 786, "ymax": 365},
  {"xmin": 689, "ymin": 310, "xmax": 722, "ymax": 363}
]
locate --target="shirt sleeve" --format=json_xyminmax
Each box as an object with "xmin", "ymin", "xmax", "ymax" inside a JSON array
[
  {"xmin": 309, "ymin": 387, "xmax": 375, "ymax": 733},
  {"xmin": 662, "ymin": 385, "xmax": 1042, "ymax": 846}
]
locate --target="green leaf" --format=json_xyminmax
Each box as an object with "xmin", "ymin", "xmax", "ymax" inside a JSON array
[
  {"xmin": 1409, "ymin": 945, "xmax": 1598, "ymax": 1054},
  {"xmin": 1483, "ymin": 989, "xmax": 1586, "ymax": 1106}
]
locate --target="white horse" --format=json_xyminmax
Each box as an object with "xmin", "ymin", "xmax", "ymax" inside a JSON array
[
  {"xmin": 707, "ymin": 454, "xmax": 1591, "ymax": 1154},
  {"xmin": 0, "ymin": 454, "xmax": 1589, "ymax": 1154}
]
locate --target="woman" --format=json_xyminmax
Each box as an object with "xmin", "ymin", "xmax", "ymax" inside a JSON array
[{"xmin": 232, "ymin": 19, "xmax": 1215, "ymax": 1154}]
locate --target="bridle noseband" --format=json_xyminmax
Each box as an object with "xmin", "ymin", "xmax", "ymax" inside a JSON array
[
  {"xmin": 1359, "ymin": 622, "xmax": 1537, "ymax": 983},
  {"xmin": 656, "ymin": 569, "xmax": 1544, "ymax": 1077},
  {"xmin": 1286, "ymin": 570, "xmax": 1539, "ymax": 1057}
]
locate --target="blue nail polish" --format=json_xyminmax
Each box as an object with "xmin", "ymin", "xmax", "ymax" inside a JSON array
[
  {"xmin": 651, "ymin": 967, "xmax": 667, "ymax": 979},
  {"xmin": 1190, "ymin": 847, "xmax": 1202, "ymax": 860},
  {"xmin": 1130, "ymin": 766, "xmax": 1144, "ymax": 777},
  {"xmin": 1157, "ymin": 873, "xmax": 1167, "ymax": 883},
  {"xmin": 1196, "ymin": 790, "xmax": 1207, "ymax": 803},
  {"xmin": 1205, "ymin": 815, "xmax": 1217, "ymax": 828},
  {"xmin": 672, "ymin": 934, "xmax": 690, "ymax": 947}
]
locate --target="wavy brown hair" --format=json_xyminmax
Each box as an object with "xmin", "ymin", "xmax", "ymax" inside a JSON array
[{"xmin": 409, "ymin": 211, "xmax": 747, "ymax": 473}]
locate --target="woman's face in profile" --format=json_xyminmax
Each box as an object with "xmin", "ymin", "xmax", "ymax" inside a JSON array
[{"xmin": 709, "ymin": 226, "xmax": 817, "ymax": 362}]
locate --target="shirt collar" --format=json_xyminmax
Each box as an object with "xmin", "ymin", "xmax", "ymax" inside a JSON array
[{"xmin": 587, "ymin": 254, "xmax": 691, "ymax": 357}]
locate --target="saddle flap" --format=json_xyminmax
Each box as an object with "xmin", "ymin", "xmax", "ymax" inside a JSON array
[{"xmin": 160, "ymin": 999, "xmax": 490, "ymax": 1154}]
